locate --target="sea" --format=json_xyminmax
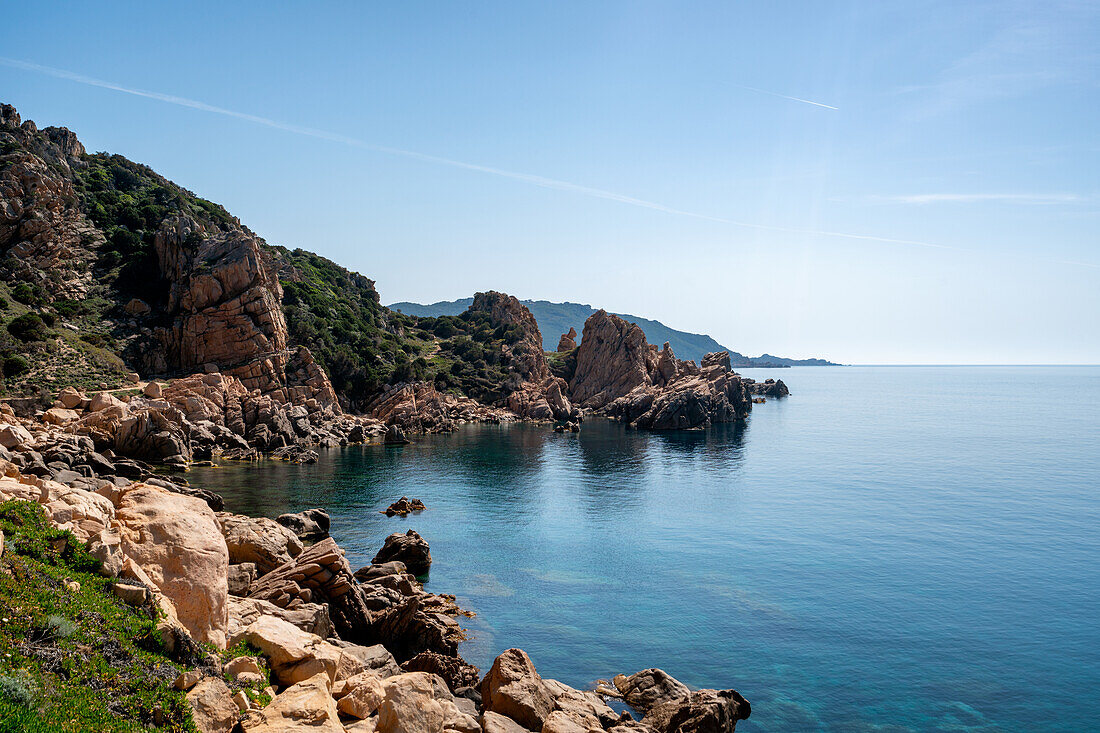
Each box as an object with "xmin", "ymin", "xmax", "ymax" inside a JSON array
[{"xmin": 186, "ymin": 366, "xmax": 1100, "ymax": 732}]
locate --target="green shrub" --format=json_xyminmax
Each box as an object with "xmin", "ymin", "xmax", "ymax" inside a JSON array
[
  {"xmin": 11, "ymin": 282, "xmax": 38, "ymax": 305},
  {"xmin": 0, "ymin": 295, "xmax": 8, "ymax": 310},
  {"xmin": 2, "ymin": 355, "xmax": 29, "ymax": 378},
  {"xmin": 7, "ymin": 313, "xmax": 49, "ymax": 342}
]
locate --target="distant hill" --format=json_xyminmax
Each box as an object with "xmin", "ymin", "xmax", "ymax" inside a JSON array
[{"xmin": 388, "ymin": 298, "xmax": 838, "ymax": 366}]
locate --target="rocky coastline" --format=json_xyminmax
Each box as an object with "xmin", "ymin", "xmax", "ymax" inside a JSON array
[{"xmin": 1, "ymin": 103, "xmax": 764, "ymax": 730}]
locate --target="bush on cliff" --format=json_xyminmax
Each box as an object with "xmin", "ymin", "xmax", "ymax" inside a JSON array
[
  {"xmin": 0, "ymin": 500, "xmax": 198, "ymax": 732},
  {"xmin": 6, "ymin": 313, "xmax": 50, "ymax": 343}
]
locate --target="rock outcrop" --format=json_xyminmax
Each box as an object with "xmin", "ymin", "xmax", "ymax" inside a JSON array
[
  {"xmin": 557, "ymin": 327, "xmax": 578, "ymax": 352},
  {"xmin": 372, "ymin": 529, "xmax": 432, "ymax": 576},
  {"xmin": 247, "ymin": 537, "xmax": 373, "ymax": 642},
  {"xmin": 571, "ymin": 312, "xmax": 753, "ymax": 429}
]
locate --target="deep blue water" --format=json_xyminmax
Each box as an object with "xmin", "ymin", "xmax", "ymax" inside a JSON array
[{"xmin": 187, "ymin": 366, "xmax": 1100, "ymax": 731}]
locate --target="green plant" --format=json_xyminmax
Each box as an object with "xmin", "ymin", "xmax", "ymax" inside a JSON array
[
  {"xmin": 10, "ymin": 282, "xmax": 38, "ymax": 305},
  {"xmin": 1, "ymin": 355, "xmax": 29, "ymax": 378},
  {"xmin": 6, "ymin": 313, "xmax": 49, "ymax": 342}
]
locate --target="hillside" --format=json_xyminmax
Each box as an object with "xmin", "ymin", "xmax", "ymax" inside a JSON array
[
  {"xmin": 389, "ymin": 298, "xmax": 838, "ymax": 366},
  {"xmin": 0, "ymin": 104, "xmax": 539, "ymax": 409}
]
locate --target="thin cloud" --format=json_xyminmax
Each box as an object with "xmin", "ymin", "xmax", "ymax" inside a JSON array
[
  {"xmin": 9, "ymin": 55, "xmax": 1094, "ymax": 268},
  {"xmin": 876, "ymin": 193, "xmax": 1086, "ymax": 205},
  {"xmin": 730, "ymin": 83, "xmax": 839, "ymax": 110}
]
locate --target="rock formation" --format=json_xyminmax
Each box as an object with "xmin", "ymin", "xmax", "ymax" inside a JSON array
[
  {"xmin": 570, "ymin": 311, "xmax": 753, "ymax": 429},
  {"xmin": 557, "ymin": 327, "xmax": 578, "ymax": 352}
]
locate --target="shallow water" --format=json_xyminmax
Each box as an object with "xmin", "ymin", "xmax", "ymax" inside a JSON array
[{"xmin": 187, "ymin": 366, "xmax": 1100, "ymax": 731}]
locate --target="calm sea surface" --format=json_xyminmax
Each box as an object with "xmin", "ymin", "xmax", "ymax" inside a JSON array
[{"xmin": 186, "ymin": 366, "xmax": 1100, "ymax": 732}]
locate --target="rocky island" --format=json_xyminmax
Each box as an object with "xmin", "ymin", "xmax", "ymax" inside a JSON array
[{"xmin": 0, "ymin": 104, "xmax": 761, "ymax": 731}]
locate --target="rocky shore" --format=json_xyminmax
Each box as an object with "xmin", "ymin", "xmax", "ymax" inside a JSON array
[{"xmin": 0, "ymin": 409, "xmax": 752, "ymax": 732}]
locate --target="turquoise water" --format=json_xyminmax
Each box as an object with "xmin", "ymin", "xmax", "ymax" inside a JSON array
[{"xmin": 187, "ymin": 366, "xmax": 1100, "ymax": 731}]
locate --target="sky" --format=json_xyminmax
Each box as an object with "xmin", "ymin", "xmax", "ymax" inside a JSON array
[{"xmin": 2, "ymin": 1, "xmax": 1098, "ymax": 364}]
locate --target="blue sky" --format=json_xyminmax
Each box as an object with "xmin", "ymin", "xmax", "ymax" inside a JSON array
[{"xmin": 3, "ymin": 1, "xmax": 1097, "ymax": 363}]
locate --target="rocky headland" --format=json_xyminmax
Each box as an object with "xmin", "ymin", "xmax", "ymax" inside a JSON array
[{"xmin": 0, "ymin": 104, "xmax": 762, "ymax": 730}]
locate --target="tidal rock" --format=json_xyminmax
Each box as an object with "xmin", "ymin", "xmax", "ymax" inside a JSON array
[
  {"xmin": 479, "ymin": 648, "xmax": 553, "ymax": 731},
  {"xmin": 569, "ymin": 311, "xmax": 653, "ymax": 409},
  {"xmin": 613, "ymin": 669, "xmax": 690, "ymax": 713},
  {"xmin": 354, "ymin": 560, "xmax": 408, "ymax": 583},
  {"xmin": 382, "ymin": 497, "xmax": 425, "ymax": 517},
  {"xmin": 276, "ymin": 508, "xmax": 330, "ymax": 540},
  {"xmin": 371, "ymin": 529, "xmax": 431, "ymax": 576},
  {"xmin": 643, "ymin": 689, "xmax": 751, "ymax": 733},
  {"xmin": 384, "ymin": 424, "xmax": 411, "ymax": 444}
]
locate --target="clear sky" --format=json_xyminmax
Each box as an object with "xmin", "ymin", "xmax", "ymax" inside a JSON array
[{"xmin": 3, "ymin": 1, "xmax": 1097, "ymax": 364}]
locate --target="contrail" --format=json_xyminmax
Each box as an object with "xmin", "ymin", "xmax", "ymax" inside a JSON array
[
  {"xmin": 0, "ymin": 56, "xmax": 971, "ymax": 253},
  {"xmin": 730, "ymin": 83, "xmax": 839, "ymax": 110}
]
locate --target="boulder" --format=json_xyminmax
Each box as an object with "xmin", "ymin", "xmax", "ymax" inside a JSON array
[
  {"xmin": 479, "ymin": 648, "xmax": 553, "ymax": 730},
  {"xmin": 0, "ymin": 423, "xmax": 33, "ymax": 449},
  {"xmin": 376, "ymin": 671, "xmax": 475, "ymax": 733},
  {"xmin": 43, "ymin": 407, "xmax": 81, "ymax": 426},
  {"xmin": 643, "ymin": 689, "xmax": 751, "ymax": 733},
  {"xmin": 143, "ymin": 381, "xmax": 163, "ymax": 398},
  {"xmin": 401, "ymin": 651, "xmax": 480, "ymax": 691},
  {"xmin": 328, "ymin": 639, "xmax": 402, "ymax": 680},
  {"xmin": 371, "ymin": 529, "xmax": 431, "ymax": 576},
  {"xmin": 186, "ymin": 676, "xmax": 239, "ymax": 733},
  {"xmin": 336, "ymin": 672, "xmax": 386, "ymax": 718},
  {"xmin": 384, "ymin": 425, "xmax": 410, "ymax": 444},
  {"xmin": 58, "ymin": 386, "xmax": 85, "ymax": 409},
  {"xmin": 276, "ymin": 508, "xmax": 330, "ymax": 540},
  {"xmin": 218, "ymin": 513, "xmax": 303, "ymax": 575},
  {"xmin": 88, "ymin": 392, "xmax": 124, "ymax": 412},
  {"xmin": 238, "ymin": 614, "xmax": 342, "ymax": 686},
  {"xmin": 354, "ymin": 561, "xmax": 407, "ymax": 583},
  {"xmin": 114, "ymin": 483, "xmax": 229, "ymax": 647},
  {"xmin": 240, "ymin": 672, "xmax": 342, "ymax": 733},
  {"xmin": 228, "ymin": 562, "xmax": 258, "ymax": 596},
  {"xmin": 481, "ymin": 710, "xmax": 534, "ymax": 733},
  {"xmin": 613, "ymin": 669, "xmax": 690, "ymax": 714}
]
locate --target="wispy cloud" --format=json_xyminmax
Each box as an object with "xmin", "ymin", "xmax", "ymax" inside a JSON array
[
  {"xmin": 729, "ymin": 84, "xmax": 838, "ymax": 110},
  {"xmin": 873, "ymin": 193, "xmax": 1087, "ymax": 205},
  {"xmin": 4, "ymin": 56, "xmax": 942, "ymax": 253}
]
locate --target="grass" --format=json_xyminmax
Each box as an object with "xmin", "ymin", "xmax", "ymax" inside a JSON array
[{"xmin": 0, "ymin": 500, "xmax": 198, "ymax": 732}]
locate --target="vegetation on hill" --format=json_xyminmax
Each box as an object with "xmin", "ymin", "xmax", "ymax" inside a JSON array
[{"xmin": 270, "ymin": 246, "xmax": 529, "ymax": 406}]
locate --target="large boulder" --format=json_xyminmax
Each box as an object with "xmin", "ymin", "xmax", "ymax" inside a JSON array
[
  {"xmin": 114, "ymin": 483, "xmax": 229, "ymax": 647},
  {"xmin": 240, "ymin": 672, "xmax": 342, "ymax": 733},
  {"xmin": 376, "ymin": 672, "xmax": 478, "ymax": 733},
  {"xmin": 479, "ymin": 648, "xmax": 553, "ymax": 731},
  {"xmin": 335, "ymin": 671, "xmax": 386, "ymax": 719},
  {"xmin": 0, "ymin": 423, "xmax": 33, "ymax": 450},
  {"xmin": 217, "ymin": 513, "xmax": 303, "ymax": 574},
  {"xmin": 371, "ymin": 529, "xmax": 431, "ymax": 576}
]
